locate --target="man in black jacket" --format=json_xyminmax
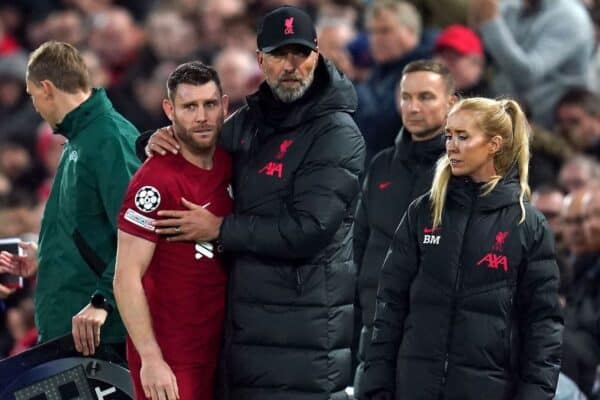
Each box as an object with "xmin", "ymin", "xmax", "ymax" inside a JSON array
[
  {"xmin": 353, "ymin": 60, "xmax": 456, "ymax": 399},
  {"xmin": 138, "ymin": 6, "xmax": 365, "ymax": 400}
]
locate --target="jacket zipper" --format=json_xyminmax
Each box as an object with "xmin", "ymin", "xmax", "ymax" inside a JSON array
[
  {"xmin": 440, "ymin": 267, "xmax": 462, "ymax": 399},
  {"xmin": 238, "ymin": 128, "xmax": 260, "ymax": 209},
  {"xmin": 439, "ymin": 195, "xmax": 476, "ymax": 399}
]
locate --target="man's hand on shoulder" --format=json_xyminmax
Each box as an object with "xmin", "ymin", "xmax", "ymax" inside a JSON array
[
  {"xmin": 72, "ymin": 303, "xmax": 108, "ymax": 356},
  {"xmin": 145, "ymin": 126, "xmax": 180, "ymax": 158}
]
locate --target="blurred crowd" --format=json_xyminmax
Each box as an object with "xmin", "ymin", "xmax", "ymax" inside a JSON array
[{"xmin": 0, "ymin": 0, "xmax": 599, "ymax": 397}]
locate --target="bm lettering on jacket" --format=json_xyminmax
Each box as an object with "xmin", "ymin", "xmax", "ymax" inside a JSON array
[{"xmin": 423, "ymin": 226, "xmax": 441, "ymax": 245}]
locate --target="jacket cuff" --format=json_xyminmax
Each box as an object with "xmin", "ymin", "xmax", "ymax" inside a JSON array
[
  {"xmin": 219, "ymin": 215, "xmax": 250, "ymax": 252},
  {"xmin": 218, "ymin": 216, "xmax": 230, "ymax": 251}
]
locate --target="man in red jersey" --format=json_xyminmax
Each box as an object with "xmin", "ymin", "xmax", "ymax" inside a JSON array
[{"xmin": 113, "ymin": 61, "xmax": 231, "ymax": 400}]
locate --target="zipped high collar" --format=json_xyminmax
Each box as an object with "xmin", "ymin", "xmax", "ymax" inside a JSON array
[{"xmin": 55, "ymin": 88, "xmax": 112, "ymax": 140}]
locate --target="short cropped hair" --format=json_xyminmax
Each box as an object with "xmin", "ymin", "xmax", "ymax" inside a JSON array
[
  {"xmin": 556, "ymin": 87, "xmax": 600, "ymax": 118},
  {"xmin": 166, "ymin": 61, "xmax": 223, "ymax": 101},
  {"xmin": 27, "ymin": 41, "xmax": 90, "ymax": 93},
  {"xmin": 402, "ymin": 59, "xmax": 456, "ymax": 95}
]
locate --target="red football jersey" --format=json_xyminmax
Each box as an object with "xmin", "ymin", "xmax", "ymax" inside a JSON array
[{"xmin": 118, "ymin": 148, "xmax": 232, "ymax": 368}]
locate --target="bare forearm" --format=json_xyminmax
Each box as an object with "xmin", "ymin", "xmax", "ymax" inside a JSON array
[{"xmin": 114, "ymin": 276, "xmax": 161, "ymax": 360}]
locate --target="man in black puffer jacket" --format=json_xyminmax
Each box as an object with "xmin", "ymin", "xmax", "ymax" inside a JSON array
[
  {"xmin": 137, "ymin": 6, "xmax": 365, "ymax": 400},
  {"xmin": 353, "ymin": 60, "xmax": 456, "ymax": 399}
]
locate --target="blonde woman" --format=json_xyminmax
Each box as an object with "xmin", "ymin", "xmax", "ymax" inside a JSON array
[{"xmin": 361, "ymin": 98, "xmax": 563, "ymax": 400}]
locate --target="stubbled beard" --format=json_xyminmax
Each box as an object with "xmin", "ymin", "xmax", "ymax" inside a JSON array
[
  {"xmin": 267, "ymin": 65, "xmax": 316, "ymax": 103},
  {"xmin": 173, "ymin": 119, "xmax": 222, "ymax": 155}
]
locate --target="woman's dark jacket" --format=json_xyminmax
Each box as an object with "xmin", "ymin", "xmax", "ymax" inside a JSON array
[{"xmin": 361, "ymin": 173, "xmax": 563, "ymax": 400}]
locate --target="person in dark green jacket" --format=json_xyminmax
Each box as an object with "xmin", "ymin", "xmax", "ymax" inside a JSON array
[{"xmin": 0, "ymin": 41, "xmax": 140, "ymax": 360}]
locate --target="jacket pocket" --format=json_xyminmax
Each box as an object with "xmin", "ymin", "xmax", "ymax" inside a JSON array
[{"xmin": 72, "ymin": 229, "xmax": 106, "ymax": 277}]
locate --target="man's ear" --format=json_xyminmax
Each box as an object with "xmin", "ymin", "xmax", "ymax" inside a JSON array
[
  {"xmin": 448, "ymin": 94, "xmax": 458, "ymax": 108},
  {"xmin": 256, "ymin": 50, "xmax": 264, "ymax": 69},
  {"xmin": 221, "ymin": 94, "xmax": 229, "ymax": 117},
  {"xmin": 39, "ymin": 80, "xmax": 55, "ymax": 99},
  {"xmin": 162, "ymin": 98, "xmax": 174, "ymax": 122}
]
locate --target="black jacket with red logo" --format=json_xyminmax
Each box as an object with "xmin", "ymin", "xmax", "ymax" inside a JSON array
[
  {"xmin": 217, "ymin": 57, "xmax": 364, "ymax": 400},
  {"xmin": 361, "ymin": 173, "xmax": 563, "ymax": 400},
  {"xmin": 352, "ymin": 130, "xmax": 445, "ymax": 397}
]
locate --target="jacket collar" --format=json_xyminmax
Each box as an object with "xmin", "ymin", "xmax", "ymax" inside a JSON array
[
  {"xmin": 448, "ymin": 166, "xmax": 522, "ymax": 212},
  {"xmin": 55, "ymin": 88, "xmax": 112, "ymax": 140},
  {"xmin": 394, "ymin": 128, "xmax": 446, "ymax": 163}
]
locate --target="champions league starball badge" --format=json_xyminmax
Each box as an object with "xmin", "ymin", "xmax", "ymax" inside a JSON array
[{"xmin": 134, "ymin": 186, "xmax": 161, "ymax": 213}]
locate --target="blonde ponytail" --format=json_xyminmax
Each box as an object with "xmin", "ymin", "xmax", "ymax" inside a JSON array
[{"xmin": 500, "ymin": 99, "xmax": 531, "ymax": 223}]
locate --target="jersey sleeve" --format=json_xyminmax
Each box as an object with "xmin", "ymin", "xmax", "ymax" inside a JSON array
[{"xmin": 117, "ymin": 161, "xmax": 174, "ymax": 242}]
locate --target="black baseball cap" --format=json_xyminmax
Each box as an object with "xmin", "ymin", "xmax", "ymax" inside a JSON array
[{"xmin": 257, "ymin": 6, "xmax": 318, "ymax": 53}]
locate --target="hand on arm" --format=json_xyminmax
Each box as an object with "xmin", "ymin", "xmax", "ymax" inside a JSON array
[
  {"xmin": 113, "ymin": 230, "xmax": 179, "ymax": 400},
  {"xmin": 145, "ymin": 127, "xmax": 180, "ymax": 158},
  {"xmin": 154, "ymin": 198, "xmax": 222, "ymax": 242}
]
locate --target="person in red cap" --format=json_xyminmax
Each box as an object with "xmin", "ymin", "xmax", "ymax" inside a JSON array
[{"xmin": 433, "ymin": 24, "xmax": 490, "ymax": 98}]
